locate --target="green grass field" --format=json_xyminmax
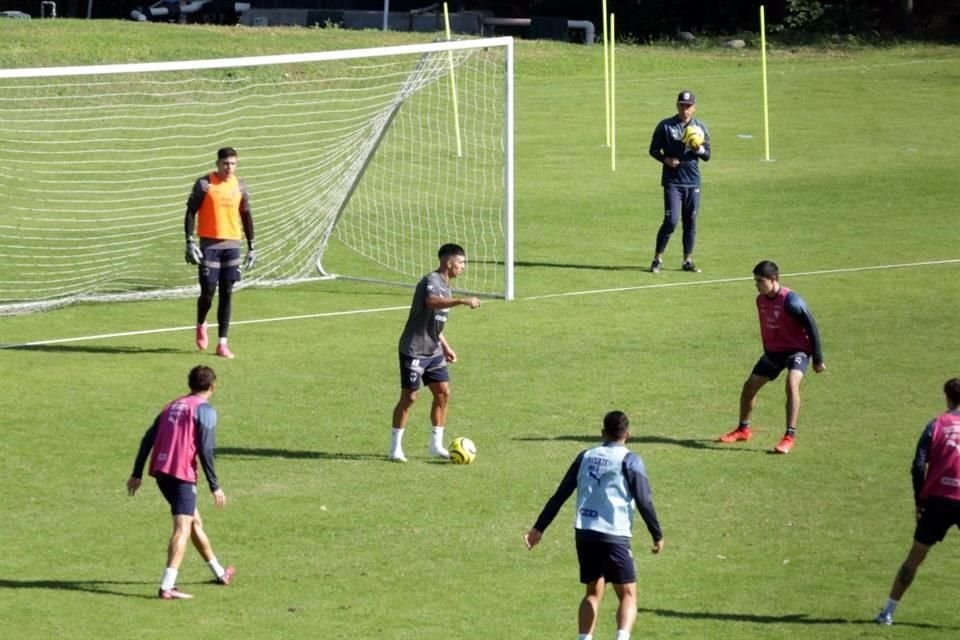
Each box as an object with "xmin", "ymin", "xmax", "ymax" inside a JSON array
[{"xmin": 1, "ymin": 20, "xmax": 959, "ymax": 640}]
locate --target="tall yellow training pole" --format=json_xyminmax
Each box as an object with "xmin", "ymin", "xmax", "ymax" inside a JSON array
[
  {"xmin": 760, "ymin": 5, "xmax": 772, "ymax": 161},
  {"xmin": 610, "ymin": 13, "xmax": 616, "ymax": 171},
  {"xmin": 602, "ymin": 0, "xmax": 610, "ymax": 147},
  {"xmin": 443, "ymin": 2, "xmax": 463, "ymax": 158}
]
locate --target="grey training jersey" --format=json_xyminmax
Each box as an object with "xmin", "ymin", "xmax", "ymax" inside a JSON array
[{"xmin": 398, "ymin": 271, "xmax": 450, "ymax": 358}]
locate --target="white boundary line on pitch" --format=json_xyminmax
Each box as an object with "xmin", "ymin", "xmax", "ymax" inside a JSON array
[
  {"xmin": 0, "ymin": 305, "xmax": 409, "ymax": 349},
  {"xmin": 3, "ymin": 259, "xmax": 958, "ymax": 348},
  {"xmin": 522, "ymin": 258, "xmax": 960, "ymax": 301}
]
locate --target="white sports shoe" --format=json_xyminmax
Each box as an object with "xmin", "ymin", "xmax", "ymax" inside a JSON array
[
  {"xmin": 428, "ymin": 443, "xmax": 450, "ymax": 459},
  {"xmin": 389, "ymin": 451, "xmax": 407, "ymax": 463}
]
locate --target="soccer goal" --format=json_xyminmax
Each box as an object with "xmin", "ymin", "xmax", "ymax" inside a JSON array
[{"xmin": 0, "ymin": 37, "xmax": 515, "ymax": 315}]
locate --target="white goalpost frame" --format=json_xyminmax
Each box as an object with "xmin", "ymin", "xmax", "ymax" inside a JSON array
[{"xmin": 0, "ymin": 36, "xmax": 515, "ymax": 314}]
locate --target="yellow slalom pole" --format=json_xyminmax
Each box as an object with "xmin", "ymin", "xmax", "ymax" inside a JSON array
[
  {"xmin": 760, "ymin": 5, "xmax": 772, "ymax": 161},
  {"xmin": 443, "ymin": 2, "xmax": 463, "ymax": 158},
  {"xmin": 610, "ymin": 13, "xmax": 616, "ymax": 171},
  {"xmin": 602, "ymin": 0, "xmax": 610, "ymax": 147}
]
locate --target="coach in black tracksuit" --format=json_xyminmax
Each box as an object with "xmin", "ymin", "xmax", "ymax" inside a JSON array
[{"xmin": 647, "ymin": 89, "xmax": 711, "ymax": 274}]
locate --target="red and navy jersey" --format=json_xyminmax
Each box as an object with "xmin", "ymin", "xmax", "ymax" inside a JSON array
[
  {"xmin": 131, "ymin": 394, "xmax": 220, "ymax": 492},
  {"xmin": 913, "ymin": 411, "xmax": 960, "ymax": 503},
  {"xmin": 757, "ymin": 286, "xmax": 824, "ymax": 364}
]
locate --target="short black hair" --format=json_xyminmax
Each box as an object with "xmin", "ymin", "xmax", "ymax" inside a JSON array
[
  {"xmin": 945, "ymin": 378, "xmax": 960, "ymax": 407},
  {"xmin": 753, "ymin": 260, "xmax": 779, "ymax": 279},
  {"xmin": 438, "ymin": 243, "xmax": 466, "ymax": 260},
  {"xmin": 188, "ymin": 365, "xmax": 217, "ymax": 392},
  {"xmin": 602, "ymin": 410, "xmax": 630, "ymax": 440},
  {"xmin": 217, "ymin": 147, "xmax": 238, "ymax": 161}
]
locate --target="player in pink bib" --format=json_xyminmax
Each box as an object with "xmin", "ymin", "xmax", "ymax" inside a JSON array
[
  {"xmin": 875, "ymin": 378, "xmax": 960, "ymax": 626},
  {"xmin": 717, "ymin": 260, "xmax": 826, "ymax": 454},
  {"xmin": 127, "ymin": 365, "xmax": 235, "ymax": 599}
]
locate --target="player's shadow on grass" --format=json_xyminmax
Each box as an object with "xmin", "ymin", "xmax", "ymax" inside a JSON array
[
  {"xmin": 0, "ymin": 578, "xmax": 156, "ymax": 599},
  {"xmin": 513, "ymin": 434, "xmax": 756, "ymax": 452},
  {"xmin": 637, "ymin": 607, "xmax": 955, "ymax": 630},
  {"xmin": 218, "ymin": 446, "xmax": 385, "ymax": 461},
  {"xmin": 1, "ymin": 344, "xmax": 181, "ymax": 354}
]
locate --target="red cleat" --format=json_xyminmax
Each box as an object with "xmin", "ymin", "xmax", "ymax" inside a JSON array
[
  {"xmin": 158, "ymin": 587, "xmax": 194, "ymax": 600},
  {"xmin": 718, "ymin": 427, "xmax": 751, "ymax": 443},
  {"xmin": 215, "ymin": 343, "xmax": 235, "ymax": 359},
  {"xmin": 218, "ymin": 565, "xmax": 236, "ymax": 585},
  {"xmin": 773, "ymin": 435, "xmax": 795, "ymax": 454},
  {"xmin": 195, "ymin": 323, "xmax": 208, "ymax": 351}
]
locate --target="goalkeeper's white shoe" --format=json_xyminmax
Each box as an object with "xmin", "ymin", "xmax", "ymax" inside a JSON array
[{"xmin": 428, "ymin": 442, "xmax": 450, "ymax": 459}]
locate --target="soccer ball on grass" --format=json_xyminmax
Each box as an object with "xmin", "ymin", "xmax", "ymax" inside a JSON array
[{"xmin": 449, "ymin": 437, "xmax": 477, "ymax": 465}]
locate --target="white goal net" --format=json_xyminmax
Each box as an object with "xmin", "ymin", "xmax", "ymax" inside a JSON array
[{"xmin": 0, "ymin": 37, "xmax": 514, "ymax": 315}]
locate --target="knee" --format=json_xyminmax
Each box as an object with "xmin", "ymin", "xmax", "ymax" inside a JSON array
[
  {"xmin": 400, "ymin": 390, "xmax": 419, "ymax": 407},
  {"xmin": 432, "ymin": 386, "xmax": 451, "ymax": 405}
]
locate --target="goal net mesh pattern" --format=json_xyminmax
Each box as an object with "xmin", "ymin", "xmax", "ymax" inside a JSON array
[{"xmin": 0, "ymin": 38, "xmax": 512, "ymax": 315}]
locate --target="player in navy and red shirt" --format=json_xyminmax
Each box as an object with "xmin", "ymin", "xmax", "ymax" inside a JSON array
[
  {"xmin": 647, "ymin": 90, "xmax": 711, "ymax": 274},
  {"xmin": 718, "ymin": 260, "xmax": 826, "ymax": 454},
  {"xmin": 874, "ymin": 378, "xmax": 960, "ymax": 626},
  {"xmin": 127, "ymin": 365, "xmax": 235, "ymax": 600}
]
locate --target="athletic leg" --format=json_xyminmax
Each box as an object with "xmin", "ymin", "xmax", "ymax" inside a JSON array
[
  {"xmin": 653, "ymin": 186, "xmax": 682, "ymax": 260},
  {"xmin": 578, "ymin": 578, "xmax": 605, "ymax": 637},
  {"xmin": 889, "ymin": 541, "xmax": 930, "ymax": 601},
  {"xmin": 217, "ymin": 279, "xmax": 234, "ymax": 339},
  {"xmin": 612, "ymin": 582, "xmax": 638, "ymax": 639},
  {"xmin": 680, "ymin": 187, "xmax": 700, "ymax": 262},
  {"xmin": 739, "ymin": 374, "xmax": 769, "ymax": 424},
  {"xmin": 427, "ymin": 381, "xmax": 451, "ymax": 457},
  {"xmin": 784, "ymin": 369, "xmax": 804, "ymax": 434}
]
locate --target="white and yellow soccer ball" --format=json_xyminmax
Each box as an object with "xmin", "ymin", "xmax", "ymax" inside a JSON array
[
  {"xmin": 682, "ymin": 124, "xmax": 705, "ymax": 149},
  {"xmin": 448, "ymin": 437, "xmax": 477, "ymax": 465}
]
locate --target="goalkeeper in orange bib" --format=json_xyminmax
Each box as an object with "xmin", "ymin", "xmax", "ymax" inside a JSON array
[
  {"xmin": 184, "ymin": 147, "xmax": 256, "ymax": 359},
  {"xmin": 647, "ymin": 90, "xmax": 710, "ymax": 274}
]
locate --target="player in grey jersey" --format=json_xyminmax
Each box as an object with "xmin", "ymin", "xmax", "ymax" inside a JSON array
[{"xmin": 389, "ymin": 243, "xmax": 480, "ymax": 462}]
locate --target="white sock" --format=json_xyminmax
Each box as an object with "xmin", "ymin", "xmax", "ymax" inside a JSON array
[
  {"xmin": 391, "ymin": 428, "xmax": 405, "ymax": 454},
  {"xmin": 615, "ymin": 630, "xmax": 630, "ymax": 640},
  {"xmin": 207, "ymin": 557, "xmax": 225, "ymax": 579},
  {"xmin": 577, "ymin": 634, "xmax": 592, "ymax": 640},
  {"xmin": 882, "ymin": 598, "xmax": 899, "ymax": 615},
  {"xmin": 219, "ymin": 337, "xmax": 228, "ymax": 346},
  {"xmin": 160, "ymin": 567, "xmax": 178, "ymax": 591},
  {"xmin": 431, "ymin": 425, "xmax": 445, "ymax": 447}
]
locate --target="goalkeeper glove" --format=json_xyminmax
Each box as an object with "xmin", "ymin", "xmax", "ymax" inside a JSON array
[
  {"xmin": 185, "ymin": 240, "xmax": 203, "ymax": 265},
  {"xmin": 243, "ymin": 247, "xmax": 257, "ymax": 270}
]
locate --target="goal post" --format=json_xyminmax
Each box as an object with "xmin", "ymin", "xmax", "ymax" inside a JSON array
[{"xmin": 0, "ymin": 36, "xmax": 515, "ymax": 316}]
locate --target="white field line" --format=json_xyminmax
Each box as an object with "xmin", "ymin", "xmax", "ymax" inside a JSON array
[
  {"xmin": 523, "ymin": 258, "xmax": 960, "ymax": 301},
  {"xmin": 2, "ymin": 258, "xmax": 957, "ymax": 348},
  {"xmin": 0, "ymin": 305, "xmax": 408, "ymax": 348}
]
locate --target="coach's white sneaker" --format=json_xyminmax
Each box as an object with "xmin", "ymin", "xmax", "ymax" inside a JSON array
[{"xmin": 428, "ymin": 442, "xmax": 450, "ymax": 459}]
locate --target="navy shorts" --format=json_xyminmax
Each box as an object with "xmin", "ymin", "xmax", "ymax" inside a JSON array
[
  {"xmin": 198, "ymin": 240, "xmax": 242, "ymax": 286},
  {"xmin": 914, "ymin": 497, "xmax": 960, "ymax": 546},
  {"xmin": 155, "ymin": 473, "xmax": 198, "ymax": 516},
  {"xmin": 752, "ymin": 351, "xmax": 810, "ymax": 381},
  {"xmin": 398, "ymin": 353, "xmax": 449, "ymax": 390},
  {"xmin": 575, "ymin": 538, "xmax": 636, "ymax": 585}
]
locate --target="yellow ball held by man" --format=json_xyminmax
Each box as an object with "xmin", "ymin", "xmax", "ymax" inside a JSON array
[{"xmin": 682, "ymin": 124, "xmax": 705, "ymax": 149}]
